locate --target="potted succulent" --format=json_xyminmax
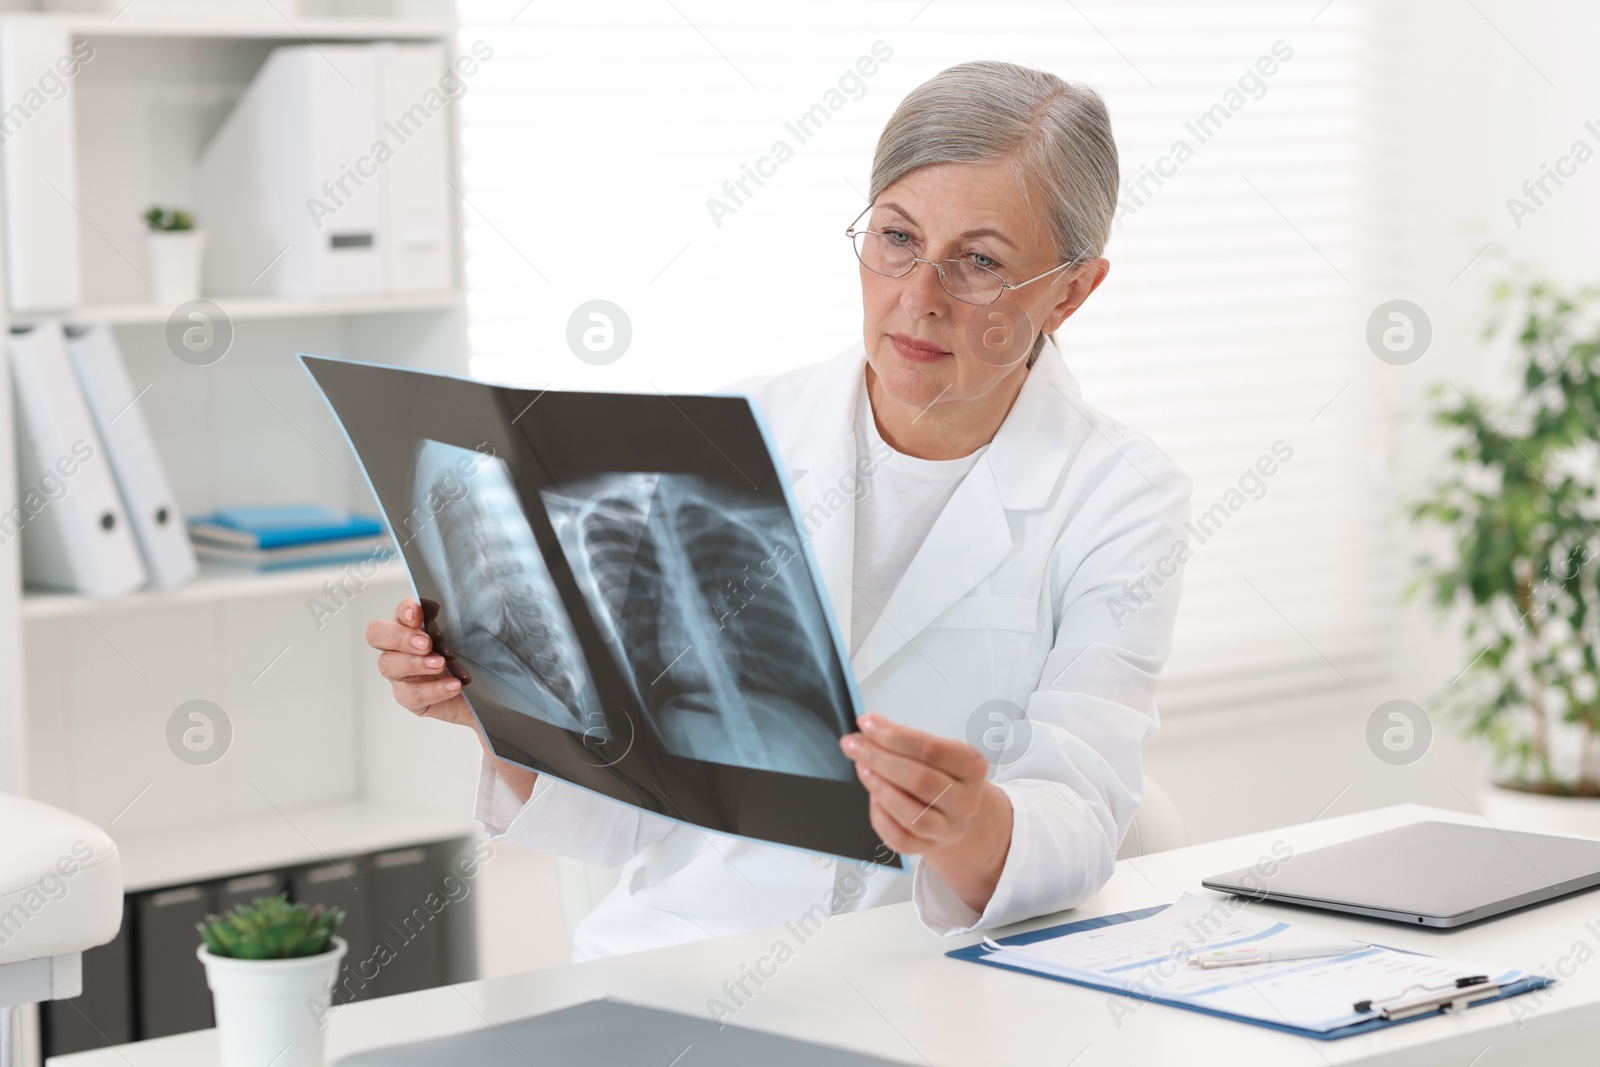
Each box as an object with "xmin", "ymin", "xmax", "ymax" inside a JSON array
[
  {"xmin": 196, "ymin": 894, "xmax": 347, "ymax": 1067},
  {"xmin": 144, "ymin": 204, "xmax": 205, "ymax": 303},
  {"xmin": 1408, "ymin": 272, "xmax": 1600, "ymax": 835}
]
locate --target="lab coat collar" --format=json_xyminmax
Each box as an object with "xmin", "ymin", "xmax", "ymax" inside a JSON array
[
  {"xmin": 779, "ymin": 336, "xmax": 1084, "ymax": 683},
  {"xmin": 779, "ymin": 335, "xmax": 1083, "ymax": 512}
]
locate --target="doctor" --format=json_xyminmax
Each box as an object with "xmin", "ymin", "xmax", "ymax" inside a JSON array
[{"xmin": 367, "ymin": 59, "xmax": 1190, "ymax": 959}]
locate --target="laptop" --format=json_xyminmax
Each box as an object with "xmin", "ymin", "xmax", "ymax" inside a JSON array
[
  {"xmin": 335, "ymin": 998, "xmax": 914, "ymax": 1066},
  {"xmin": 1201, "ymin": 820, "xmax": 1600, "ymax": 928}
]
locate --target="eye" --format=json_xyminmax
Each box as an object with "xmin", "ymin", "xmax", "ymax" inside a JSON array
[
  {"xmin": 968, "ymin": 251, "xmax": 1000, "ymax": 270},
  {"xmin": 881, "ymin": 228, "xmax": 913, "ymax": 245}
]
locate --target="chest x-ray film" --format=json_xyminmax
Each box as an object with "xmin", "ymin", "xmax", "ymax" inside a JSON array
[{"xmin": 301, "ymin": 355, "xmax": 898, "ymax": 868}]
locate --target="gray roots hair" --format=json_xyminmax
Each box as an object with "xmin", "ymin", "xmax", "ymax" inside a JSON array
[{"xmin": 868, "ymin": 60, "xmax": 1120, "ymax": 367}]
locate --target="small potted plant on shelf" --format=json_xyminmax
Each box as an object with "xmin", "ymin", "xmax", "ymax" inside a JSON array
[
  {"xmin": 197, "ymin": 894, "xmax": 347, "ymax": 1067},
  {"xmin": 1409, "ymin": 271, "xmax": 1600, "ymax": 835},
  {"xmin": 144, "ymin": 204, "xmax": 205, "ymax": 303}
]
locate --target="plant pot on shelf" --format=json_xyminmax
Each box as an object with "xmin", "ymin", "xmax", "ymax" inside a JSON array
[
  {"xmin": 146, "ymin": 229, "xmax": 206, "ymax": 304},
  {"xmin": 1480, "ymin": 782, "xmax": 1600, "ymax": 840},
  {"xmin": 198, "ymin": 936, "xmax": 347, "ymax": 1067}
]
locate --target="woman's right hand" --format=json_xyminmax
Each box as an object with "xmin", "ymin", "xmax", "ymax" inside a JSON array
[{"xmin": 367, "ymin": 597, "xmax": 475, "ymax": 729}]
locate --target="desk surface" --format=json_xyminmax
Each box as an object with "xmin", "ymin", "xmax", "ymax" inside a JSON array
[{"xmin": 52, "ymin": 804, "xmax": 1600, "ymax": 1067}]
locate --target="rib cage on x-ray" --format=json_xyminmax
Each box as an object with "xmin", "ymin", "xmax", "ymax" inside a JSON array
[
  {"xmin": 411, "ymin": 440, "xmax": 599, "ymax": 735},
  {"xmin": 543, "ymin": 473, "xmax": 855, "ymax": 781}
]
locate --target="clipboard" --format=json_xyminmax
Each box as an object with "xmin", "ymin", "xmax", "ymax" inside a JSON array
[{"xmin": 946, "ymin": 904, "xmax": 1556, "ymax": 1040}]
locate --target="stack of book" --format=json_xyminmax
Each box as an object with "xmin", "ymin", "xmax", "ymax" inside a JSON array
[{"xmin": 187, "ymin": 505, "xmax": 393, "ymax": 571}]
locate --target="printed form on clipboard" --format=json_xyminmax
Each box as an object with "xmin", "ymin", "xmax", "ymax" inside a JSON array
[{"xmin": 960, "ymin": 893, "xmax": 1554, "ymax": 1037}]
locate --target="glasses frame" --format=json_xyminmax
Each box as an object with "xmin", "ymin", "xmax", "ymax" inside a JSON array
[{"xmin": 844, "ymin": 204, "xmax": 1087, "ymax": 306}]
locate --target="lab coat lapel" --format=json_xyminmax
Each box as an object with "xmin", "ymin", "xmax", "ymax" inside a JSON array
[
  {"xmin": 849, "ymin": 459, "xmax": 1012, "ymax": 684},
  {"xmin": 773, "ymin": 347, "xmax": 866, "ymax": 653},
  {"xmin": 849, "ymin": 339, "xmax": 1083, "ymax": 685},
  {"xmin": 770, "ymin": 338, "xmax": 1083, "ymax": 686}
]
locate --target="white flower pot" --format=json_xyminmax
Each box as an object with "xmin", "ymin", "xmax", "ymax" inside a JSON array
[
  {"xmin": 1479, "ymin": 783, "xmax": 1600, "ymax": 840},
  {"xmin": 198, "ymin": 937, "xmax": 347, "ymax": 1067},
  {"xmin": 146, "ymin": 229, "xmax": 206, "ymax": 304}
]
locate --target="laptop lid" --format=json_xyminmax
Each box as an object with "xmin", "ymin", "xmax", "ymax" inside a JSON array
[
  {"xmin": 335, "ymin": 998, "xmax": 913, "ymax": 1067},
  {"xmin": 1200, "ymin": 821, "xmax": 1600, "ymax": 928}
]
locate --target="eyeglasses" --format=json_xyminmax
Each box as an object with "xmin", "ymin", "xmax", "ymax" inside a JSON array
[{"xmin": 845, "ymin": 205, "xmax": 1086, "ymax": 306}]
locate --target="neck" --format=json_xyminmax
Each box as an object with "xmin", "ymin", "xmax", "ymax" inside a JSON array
[{"xmin": 865, "ymin": 362, "xmax": 1029, "ymax": 461}]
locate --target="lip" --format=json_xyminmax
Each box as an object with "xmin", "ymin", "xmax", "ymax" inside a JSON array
[{"xmin": 889, "ymin": 333, "xmax": 952, "ymax": 363}]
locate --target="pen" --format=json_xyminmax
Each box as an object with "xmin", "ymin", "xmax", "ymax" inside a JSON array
[{"xmin": 1187, "ymin": 942, "xmax": 1369, "ymax": 968}]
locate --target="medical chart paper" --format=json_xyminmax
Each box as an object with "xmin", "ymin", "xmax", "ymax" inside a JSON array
[
  {"xmin": 977, "ymin": 894, "xmax": 1542, "ymax": 1033},
  {"xmin": 300, "ymin": 354, "xmax": 900, "ymax": 869}
]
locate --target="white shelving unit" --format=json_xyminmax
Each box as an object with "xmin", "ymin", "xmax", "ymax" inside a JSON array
[
  {"xmin": 14, "ymin": 290, "xmax": 462, "ymax": 327},
  {"xmin": 20, "ymin": 557, "xmax": 407, "ymax": 619},
  {"xmin": 0, "ymin": 1, "xmax": 495, "ymax": 1061}
]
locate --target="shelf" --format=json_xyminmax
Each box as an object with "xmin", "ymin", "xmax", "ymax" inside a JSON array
[
  {"xmin": 0, "ymin": 12, "xmax": 453, "ymax": 41},
  {"xmin": 114, "ymin": 798, "xmax": 480, "ymax": 893},
  {"xmin": 11, "ymin": 290, "xmax": 463, "ymax": 327},
  {"xmin": 22, "ymin": 557, "xmax": 408, "ymax": 621}
]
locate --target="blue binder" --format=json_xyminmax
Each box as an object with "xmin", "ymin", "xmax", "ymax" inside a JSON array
[{"xmin": 946, "ymin": 904, "xmax": 1555, "ymax": 1040}]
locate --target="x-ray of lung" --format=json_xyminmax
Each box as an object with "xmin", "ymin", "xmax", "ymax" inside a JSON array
[
  {"xmin": 410, "ymin": 440, "xmax": 601, "ymax": 736},
  {"xmin": 542, "ymin": 473, "xmax": 855, "ymax": 781},
  {"xmin": 301, "ymin": 354, "xmax": 897, "ymax": 868}
]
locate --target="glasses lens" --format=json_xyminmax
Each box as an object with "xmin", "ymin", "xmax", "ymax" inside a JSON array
[
  {"xmin": 940, "ymin": 260, "xmax": 1005, "ymax": 305},
  {"xmin": 853, "ymin": 231, "xmax": 916, "ymax": 277}
]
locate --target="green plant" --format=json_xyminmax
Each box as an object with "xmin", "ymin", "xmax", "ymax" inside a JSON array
[
  {"xmin": 1408, "ymin": 273, "xmax": 1600, "ymax": 797},
  {"xmin": 197, "ymin": 894, "xmax": 344, "ymax": 959},
  {"xmin": 144, "ymin": 205, "xmax": 194, "ymax": 232}
]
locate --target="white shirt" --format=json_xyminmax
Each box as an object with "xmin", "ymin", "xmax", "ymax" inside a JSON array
[
  {"xmin": 470, "ymin": 336, "xmax": 1192, "ymax": 960},
  {"xmin": 850, "ymin": 384, "xmax": 988, "ymax": 656}
]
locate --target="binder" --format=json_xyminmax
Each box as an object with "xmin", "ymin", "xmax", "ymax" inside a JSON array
[
  {"xmin": 291, "ymin": 858, "xmax": 374, "ymax": 1004},
  {"xmin": 8, "ymin": 322, "xmax": 147, "ymax": 597},
  {"xmin": 41, "ymin": 897, "xmax": 133, "ymax": 1057},
  {"xmin": 133, "ymin": 884, "xmax": 214, "ymax": 1039},
  {"xmin": 0, "ymin": 24, "xmax": 83, "ymax": 311},
  {"xmin": 64, "ymin": 323, "xmax": 199, "ymax": 589},
  {"xmin": 198, "ymin": 43, "xmax": 452, "ymax": 297},
  {"xmin": 947, "ymin": 904, "xmax": 1556, "ymax": 1040},
  {"xmin": 374, "ymin": 42, "xmax": 453, "ymax": 294}
]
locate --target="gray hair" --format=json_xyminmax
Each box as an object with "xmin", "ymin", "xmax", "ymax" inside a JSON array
[{"xmin": 868, "ymin": 61, "xmax": 1119, "ymax": 366}]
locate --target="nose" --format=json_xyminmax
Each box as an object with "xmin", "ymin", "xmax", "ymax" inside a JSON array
[{"xmin": 899, "ymin": 258, "xmax": 950, "ymax": 319}]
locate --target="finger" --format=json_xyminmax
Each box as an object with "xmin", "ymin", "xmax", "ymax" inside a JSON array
[
  {"xmin": 402, "ymin": 675, "xmax": 463, "ymax": 709},
  {"xmin": 377, "ymin": 650, "xmax": 447, "ymax": 681},
  {"xmin": 851, "ymin": 738, "xmax": 959, "ymax": 808},
  {"xmin": 867, "ymin": 793, "xmax": 936, "ymax": 854},
  {"xmin": 395, "ymin": 598, "xmax": 423, "ymax": 627},
  {"xmin": 861, "ymin": 767, "xmax": 955, "ymax": 839},
  {"xmin": 858, "ymin": 715, "xmax": 988, "ymax": 782},
  {"xmin": 367, "ymin": 618, "xmax": 434, "ymax": 654}
]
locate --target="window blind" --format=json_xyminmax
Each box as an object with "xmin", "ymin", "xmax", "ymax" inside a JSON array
[{"xmin": 454, "ymin": 0, "xmax": 1394, "ymax": 716}]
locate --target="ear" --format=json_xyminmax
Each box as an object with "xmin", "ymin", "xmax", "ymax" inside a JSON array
[{"xmin": 1041, "ymin": 258, "xmax": 1110, "ymax": 334}]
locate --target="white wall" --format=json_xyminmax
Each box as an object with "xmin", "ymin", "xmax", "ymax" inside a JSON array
[{"xmin": 1149, "ymin": 0, "xmax": 1600, "ymax": 845}]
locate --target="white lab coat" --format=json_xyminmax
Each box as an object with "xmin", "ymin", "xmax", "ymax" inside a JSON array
[{"xmin": 473, "ymin": 335, "xmax": 1192, "ymax": 959}]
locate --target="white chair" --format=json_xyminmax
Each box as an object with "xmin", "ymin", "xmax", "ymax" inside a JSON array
[
  {"xmin": 0, "ymin": 793, "xmax": 124, "ymax": 1067},
  {"xmin": 554, "ymin": 774, "xmax": 1185, "ymax": 939},
  {"xmin": 1120, "ymin": 774, "xmax": 1187, "ymax": 858}
]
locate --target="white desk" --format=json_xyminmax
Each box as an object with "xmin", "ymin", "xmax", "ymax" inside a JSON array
[{"xmin": 52, "ymin": 804, "xmax": 1600, "ymax": 1066}]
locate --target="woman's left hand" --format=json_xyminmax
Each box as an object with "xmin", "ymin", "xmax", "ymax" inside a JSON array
[{"xmin": 840, "ymin": 714, "xmax": 1014, "ymax": 915}]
